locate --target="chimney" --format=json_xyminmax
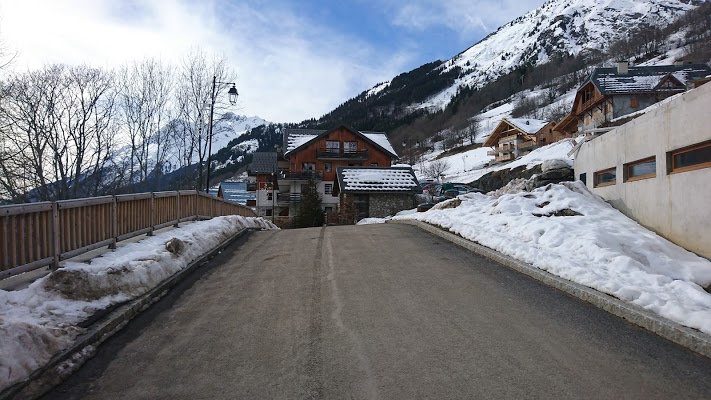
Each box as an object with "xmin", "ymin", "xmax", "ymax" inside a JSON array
[
  {"xmin": 617, "ymin": 61, "xmax": 628, "ymax": 74},
  {"xmin": 525, "ymin": 120, "xmax": 530, "ymax": 125}
]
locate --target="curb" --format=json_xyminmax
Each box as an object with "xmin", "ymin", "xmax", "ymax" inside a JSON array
[
  {"xmin": 391, "ymin": 219, "xmax": 711, "ymax": 359},
  {"xmin": 2, "ymin": 228, "xmax": 255, "ymax": 400}
]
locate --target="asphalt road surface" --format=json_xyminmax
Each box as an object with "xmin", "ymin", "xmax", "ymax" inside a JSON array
[{"xmin": 44, "ymin": 224, "xmax": 711, "ymax": 399}]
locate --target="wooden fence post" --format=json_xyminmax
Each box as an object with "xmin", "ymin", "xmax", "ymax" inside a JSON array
[
  {"xmin": 148, "ymin": 192, "xmax": 155, "ymax": 236},
  {"xmin": 110, "ymin": 196, "xmax": 117, "ymax": 249},
  {"xmin": 51, "ymin": 201, "xmax": 60, "ymax": 269},
  {"xmin": 174, "ymin": 191, "xmax": 180, "ymax": 227}
]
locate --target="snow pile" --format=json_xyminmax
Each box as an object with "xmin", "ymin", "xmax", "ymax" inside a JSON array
[
  {"xmin": 394, "ymin": 182, "xmax": 711, "ymax": 334},
  {"xmin": 356, "ymin": 218, "xmax": 389, "ymax": 225},
  {"xmin": 0, "ymin": 216, "xmax": 277, "ymax": 391}
]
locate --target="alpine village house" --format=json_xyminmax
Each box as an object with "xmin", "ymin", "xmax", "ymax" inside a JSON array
[
  {"xmin": 485, "ymin": 62, "xmax": 711, "ymax": 164},
  {"xmin": 247, "ymin": 125, "xmax": 421, "ymax": 225}
]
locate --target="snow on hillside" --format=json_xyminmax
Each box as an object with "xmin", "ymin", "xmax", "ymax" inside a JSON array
[
  {"xmin": 210, "ymin": 115, "xmax": 268, "ymax": 158},
  {"xmin": 0, "ymin": 216, "xmax": 278, "ymax": 391},
  {"xmin": 415, "ymin": 132, "xmax": 577, "ymax": 185},
  {"xmin": 410, "ymin": 0, "xmax": 695, "ymax": 110}
]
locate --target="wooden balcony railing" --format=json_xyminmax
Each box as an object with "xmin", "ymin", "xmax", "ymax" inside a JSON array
[
  {"xmin": 495, "ymin": 153, "xmax": 515, "ymax": 162},
  {"xmin": 499, "ymin": 134, "xmax": 520, "ymax": 143},
  {"xmin": 518, "ymin": 140, "xmax": 538, "ymax": 150},
  {"xmin": 0, "ymin": 191, "xmax": 256, "ymax": 279},
  {"xmin": 316, "ymin": 148, "xmax": 369, "ymax": 160}
]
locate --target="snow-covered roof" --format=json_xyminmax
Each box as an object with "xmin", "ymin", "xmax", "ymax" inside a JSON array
[
  {"xmin": 336, "ymin": 167, "xmax": 421, "ymax": 193},
  {"xmin": 506, "ymin": 118, "xmax": 550, "ymax": 135},
  {"xmin": 283, "ymin": 127, "xmax": 398, "ymax": 158},
  {"xmin": 362, "ymin": 132, "xmax": 398, "ymax": 157},
  {"xmin": 590, "ymin": 64, "xmax": 711, "ymax": 94}
]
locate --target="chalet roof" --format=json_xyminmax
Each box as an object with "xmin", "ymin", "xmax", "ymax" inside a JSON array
[
  {"xmin": 283, "ymin": 126, "xmax": 399, "ymax": 158},
  {"xmin": 250, "ymin": 152, "xmax": 277, "ymax": 174},
  {"xmin": 587, "ymin": 64, "xmax": 711, "ymax": 94},
  {"xmin": 335, "ymin": 166, "xmax": 421, "ymax": 194},
  {"xmin": 483, "ymin": 118, "xmax": 551, "ymax": 147},
  {"xmin": 506, "ymin": 118, "xmax": 550, "ymax": 135}
]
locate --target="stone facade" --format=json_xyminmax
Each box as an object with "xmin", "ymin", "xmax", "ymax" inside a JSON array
[{"xmin": 368, "ymin": 193, "xmax": 417, "ymax": 218}]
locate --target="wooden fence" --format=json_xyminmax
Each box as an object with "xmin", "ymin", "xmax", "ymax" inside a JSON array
[{"xmin": 0, "ymin": 191, "xmax": 256, "ymax": 279}]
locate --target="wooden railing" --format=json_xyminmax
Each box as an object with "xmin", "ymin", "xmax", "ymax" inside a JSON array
[{"xmin": 0, "ymin": 190, "xmax": 256, "ymax": 279}]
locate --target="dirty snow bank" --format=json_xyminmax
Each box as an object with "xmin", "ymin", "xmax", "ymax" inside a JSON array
[
  {"xmin": 0, "ymin": 216, "xmax": 277, "ymax": 391},
  {"xmin": 393, "ymin": 182, "xmax": 711, "ymax": 334}
]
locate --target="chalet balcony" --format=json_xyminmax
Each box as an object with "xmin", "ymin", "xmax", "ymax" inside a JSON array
[
  {"xmin": 279, "ymin": 170, "xmax": 324, "ymax": 181},
  {"xmin": 499, "ymin": 134, "xmax": 520, "ymax": 143},
  {"xmin": 487, "ymin": 149, "xmax": 497, "ymax": 156},
  {"xmin": 316, "ymin": 148, "xmax": 369, "ymax": 160},
  {"xmin": 278, "ymin": 193, "xmax": 301, "ymax": 203},
  {"xmin": 495, "ymin": 153, "xmax": 515, "ymax": 162},
  {"xmin": 518, "ymin": 140, "xmax": 539, "ymax": 151}
]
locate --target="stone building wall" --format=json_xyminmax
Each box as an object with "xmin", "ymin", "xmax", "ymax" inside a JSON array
[{"xmin": 368, "ymin": 193, "xmax": 416, "ymax": 218}]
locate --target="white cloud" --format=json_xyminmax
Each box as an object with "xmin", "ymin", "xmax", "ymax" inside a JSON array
[
  {"xmin": 387, "ymin": 0, "xmax": 545, "ymax": 36},
  {"xmin": 0, "ymin": 0, "xmax": 413, "ymax": 123}
]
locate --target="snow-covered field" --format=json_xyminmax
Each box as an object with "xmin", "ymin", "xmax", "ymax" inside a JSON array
[
  {"xmin": 366, "ymin": 181, "xmax": 711, "ymax": 337},
  {"xmin": 0, "ymin": 216, "xmax": 278, "ymax": 391}
]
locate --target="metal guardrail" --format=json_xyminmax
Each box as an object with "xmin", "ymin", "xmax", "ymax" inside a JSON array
[{"xmin": 0, "ymin": 191, "xmax": 256, "ymax": 279}]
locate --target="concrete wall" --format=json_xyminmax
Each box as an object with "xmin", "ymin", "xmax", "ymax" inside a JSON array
[
  {"xmin": 369, "ymin": 193, "xmax": 417, "ymax": 218},
  {"xmin": 575, "ymin": 82, "xmax": 711, "ymax": 259}
]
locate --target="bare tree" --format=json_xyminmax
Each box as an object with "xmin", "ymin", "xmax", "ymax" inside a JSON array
[
  {"xmin": 425, "ymin": 159, "xmax": 451, "ymax": 183},
  {"xmin": 118, "ymin": 58, "xmax": 173, "ymax": 191},
  {"xmin": 0, "ymin": 65, "xmax": 119, "ymax": 201},
  {"xmin": 174, "ymin": 48, "xmax": 236, "ymax": 190}
]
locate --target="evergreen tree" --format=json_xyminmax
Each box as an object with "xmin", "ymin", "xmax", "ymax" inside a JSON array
[{"xmin": 295, "ymin": 179, "xmax": 325, "ymax": 228}]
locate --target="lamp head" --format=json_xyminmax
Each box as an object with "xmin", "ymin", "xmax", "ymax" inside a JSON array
[{"xmin": 228, "ymin": 85, "xmax": 239, "ymax": 104}]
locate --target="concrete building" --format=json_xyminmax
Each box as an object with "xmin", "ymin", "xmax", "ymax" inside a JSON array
[{"xmin": 574, "ymin": 81, "xmax": 711, "ymax": 259}]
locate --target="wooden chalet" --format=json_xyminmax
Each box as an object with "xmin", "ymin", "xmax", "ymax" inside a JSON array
[
  {"xmin": 569, "ymin": 62, "xmax": 711, "ymax": 132},
  {"xmin": 248, "ymin": 125, "xmax": 400, "ymax": 223},
  {"xmin": 484, "ymin": 118, "xmax": 556, "ymax": 163}
]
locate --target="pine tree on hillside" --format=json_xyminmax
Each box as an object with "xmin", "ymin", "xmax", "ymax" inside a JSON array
[{"xmin": 295, "ymin": 179, "xmax": 325, "ymax": 228}]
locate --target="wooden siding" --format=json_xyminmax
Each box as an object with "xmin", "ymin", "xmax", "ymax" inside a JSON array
[{"xmin": 287, "ymin": 126, "xmax": 395, "ymax": 182}]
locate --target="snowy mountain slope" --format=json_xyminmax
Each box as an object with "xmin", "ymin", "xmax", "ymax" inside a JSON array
[{"xmin": 385, "ymin": 0, "xmax": 698, "ymax": 111}]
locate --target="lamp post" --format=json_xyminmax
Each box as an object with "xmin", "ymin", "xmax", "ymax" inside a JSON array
[{"xmin": 206, "ymin": 75, "xmax": 239, "ymax": 193}]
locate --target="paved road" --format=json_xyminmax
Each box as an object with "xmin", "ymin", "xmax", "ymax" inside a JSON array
[{"xmin": 45, "ymin": 224, "xmax": 711, "ymax": 399}]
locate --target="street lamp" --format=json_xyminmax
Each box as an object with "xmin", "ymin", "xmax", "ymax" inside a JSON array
[{"xmin": 206, "ymin": 75, "xmax": 239, "ymax": 193}]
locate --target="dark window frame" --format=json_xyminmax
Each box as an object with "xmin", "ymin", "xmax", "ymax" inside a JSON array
[{"xmin": 624, "ymin": 156, "xmax": 656, "ymax": 182}]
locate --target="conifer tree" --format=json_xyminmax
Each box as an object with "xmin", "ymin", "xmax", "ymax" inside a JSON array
[{"xmin": 295, "ymin": 179, "xmax": 324, "ymax": 228}]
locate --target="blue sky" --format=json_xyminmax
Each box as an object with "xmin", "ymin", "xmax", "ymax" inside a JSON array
[{"xmin": 0, "ymin": 0, "xmax": 546, "ymax": 122}]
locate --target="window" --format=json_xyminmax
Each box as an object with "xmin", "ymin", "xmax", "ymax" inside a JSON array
[
  {"xmin": 579, "ymin": 173, "xmax": 586, "ymax": 185},
  {"xmin": 624, "ymin": 157, "xmax": 656, "ymax": 181},
  {"xmin": 302, "ymin": 162, "xmax": 315, "ymax": 171},
  {"xmin": 669, "ymin": 141, "xmax": 711, "ymax": 173},
  {"xmin": 324, "ymin": 183, "xmax": 332, "ymax": 195},
  {"xmin": 324, "ymin": 162, "xmax": 332, "ymax": 172},
  {"xmin": 267, "ymin": 192, "xmax": 273, "ymax": 201},
  {"xmin": 371, "ymin": 163, "xmax": 378, "ymax": 167},
  {"xmin": 326, "ymin": 141, "xmax": 339, "ymax": 151},
  {"xmin": 630, "ymin": 98, "xmax": 638, "ymax": 108},
  {"xmin": 265, "ymin": 209, "xmax": 272, "ymax": 216},
  {"xmin": 344, "ymin": 141, "xmax": 358, "ymax": 153},
  {"xmin": 594, "ymin": 167, "xmax": 616, "ymax": 187}
]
